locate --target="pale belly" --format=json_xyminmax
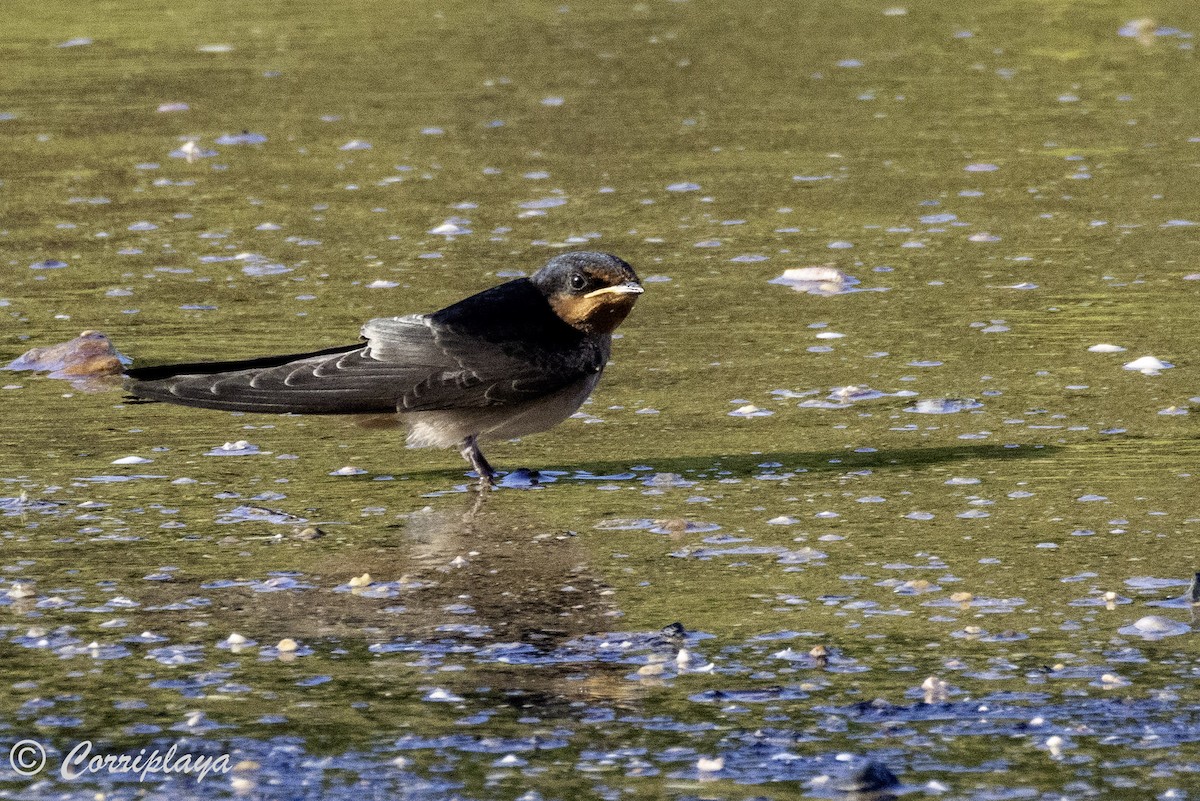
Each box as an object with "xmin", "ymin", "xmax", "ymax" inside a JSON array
[{"xmin": 402, "ymin": 372, "xmax": 602, "ymax": 449}]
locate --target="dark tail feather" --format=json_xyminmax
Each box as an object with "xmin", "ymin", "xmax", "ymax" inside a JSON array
[
  {"xmin": 124, "ymin": 344, "xmax": 362, "ymax": 381},
  {"xmin": 123, "ymin": 343, "xmax": 405, "ymax": 414}
]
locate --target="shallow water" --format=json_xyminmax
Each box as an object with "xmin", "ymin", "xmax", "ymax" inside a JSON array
[{"xmin": 3, "ymin": 1, "xmax": 1200, "ymax": 799}]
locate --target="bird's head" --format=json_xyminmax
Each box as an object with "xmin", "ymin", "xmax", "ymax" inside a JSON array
[{"xmin": 532, "ymin": 251, "xmax": 643, "ymax": 335}]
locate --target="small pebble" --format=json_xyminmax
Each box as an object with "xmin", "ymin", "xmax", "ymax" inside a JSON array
[
  {"xmin": 6, "ymin": 583, "xmax": 35, "ymax": 599},
  {"xmin": 922, "ymin": 675, "xmax": 950, "ymax": 703},
  {"xmin": 658, "ymin": 518, "xmax": 688, "ymax": 535},
  {"xmin": 660, "ymin": 622, "xmax": 687, "ymax": 640},
  {"xmin": 292, "ymin": 526, "xmax": 324, "ymax": 540},
  {"xmin": 836, "ymin": 760, "xmax": 900, "ymax": 792}
]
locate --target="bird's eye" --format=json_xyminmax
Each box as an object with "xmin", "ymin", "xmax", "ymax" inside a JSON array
[{"xmin": 569, "ymin": 273, "xmax": 587, "ymax": 291}]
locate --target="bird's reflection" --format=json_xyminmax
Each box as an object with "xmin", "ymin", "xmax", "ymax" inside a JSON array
[
  {"xmin": 377, "ymin": 491, "xmax": 622, "ymax": 644},
  {"xmin": 125, "ymin": 492, "xmax": 624, "ymax": 656},
  {"xmin": 204, "ymin": 492, "xmax": 647, "ymax": 707}
]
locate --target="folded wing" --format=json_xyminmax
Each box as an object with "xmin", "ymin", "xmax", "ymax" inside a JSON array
[
  {"xmin": 362, "ymin": 314, "xmax": 608, "ymax": 411},
  {"xmin": 124, "ymin": 314, "xmax": 608, "ymax": 415}
]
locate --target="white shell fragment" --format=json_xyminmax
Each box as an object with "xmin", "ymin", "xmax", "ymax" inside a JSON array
[
  {"xmin": 830, "ymin": 385, "xmax": 887, "ymax": 402},
  {"xmin": 769, "ymin": 267, "xmax": 862, "ymax": 296},
  {"xmin": 111, "ymin": 455, "xmax": 153, "ymax": 465},
  {"xmin": 729, "ymin": 404, "xmax": 773, "ymax": 418},
  {"xmin": 206, "ymin": 440, "xmax": 263, "ymax": 456},
  {"xmin": 1123, "ymin": 356, "xmax": 1173, "ymax": 374},
  {"xmin": 171, "ymin": 141, "xmax": 217, "ymax": 162},
  {"xmin": 904, "ymin": 398, "xmax": 983, "ymax": 414},
  {"xmin": 428, "ymin": 220, "xmax": 471, "ymax": 236},
  {"xmin": 1118, "ymin": 615, "xmax": 1191, "ymax": 639},
  {"xmin": 1088, "ymin": 343, "xmax": 1127, "ymax": 353}
]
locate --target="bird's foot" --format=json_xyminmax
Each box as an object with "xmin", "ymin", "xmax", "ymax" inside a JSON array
[{"xmin": 458, "ymin": 436, "xmax": 497, "ymax": 489}]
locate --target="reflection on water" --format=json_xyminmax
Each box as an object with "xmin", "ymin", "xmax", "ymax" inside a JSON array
[{"xmin": 3, "ymin": 475, "xmax": 1199, "ymax": 798}]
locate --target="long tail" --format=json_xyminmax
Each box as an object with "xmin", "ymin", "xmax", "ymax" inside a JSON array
[{"xmin": 124, "ymin": 344, "xmax": 407, "ymax": 414}]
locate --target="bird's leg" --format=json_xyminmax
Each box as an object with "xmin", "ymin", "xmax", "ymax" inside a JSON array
[
  {"xmin": 464, "ymin": 486, "xmax": 488, "ymax": 520},
  {"xmin": 458, "ymin": 435, "xmax": 496, "ymax": 487}
]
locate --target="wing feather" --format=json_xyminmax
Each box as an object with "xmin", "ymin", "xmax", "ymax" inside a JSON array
[
  {"xmin": 362, "ymin": 314, "xmax": 609, "ymax": 411},
  {"xmin": 125, "ymin": 309, "xmax": 609, "ymax": 415}
]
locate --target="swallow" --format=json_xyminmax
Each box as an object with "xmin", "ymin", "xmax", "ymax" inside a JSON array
[{"xmin": 124, "ymin": 251, "xmax": 643, "ymax": 486}]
